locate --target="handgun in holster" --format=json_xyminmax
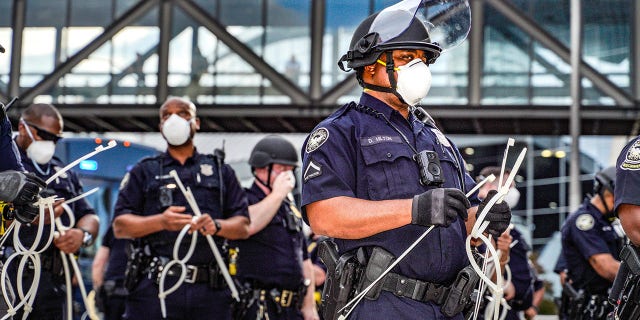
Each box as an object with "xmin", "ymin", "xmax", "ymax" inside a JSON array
[
  {"xmin": 441, "ymin": 263, "xmax": 480, "ymax": 317},
  {"xmin": 124, "ymin": 243, "xmax": 147, "ymax": 292},
  {"xmin": 561, "ymin": 282, "xmax": 584, "ymax": 319},
  {"xmin": 318, "ymin": 239, "xmax": 364, "ymax": 320},
  {"xmin": 611, "ymin": 244, "xmax": 640, "ymax": 319}
]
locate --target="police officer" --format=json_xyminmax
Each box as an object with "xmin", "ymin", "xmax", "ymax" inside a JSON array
[
  {"xmin": 560, "ymin": 167, "xmax": 621, "ymax": 320},
  {"xmin": 300, "ymin": 1, "xmax": 511, "ymax": 319},
  {"xmin": 0, "ymin": 100, "xmax": 23, "ymax": 172},
  {"xmin": 234, "ymin": 135, "xmax": 319, "ymax": 320},
  {"xmin": 607, "ymin": 136, "xmax": 640, "ymax": 319},
  {"xmin": 112, "ymin": 97, "xmax": 250, "ymax": 320},
  {"xmin": 9, "ymin": 103, "xmax": 100, "ymax": 320},
  {"xmin": 92, "ymin": 225, "xmax": 129, "ymax": 320},
  {"xmin": 0, "ymin": 97, "xmax": 43, "ymax": 225},
  {"xmin": 476, "ymin": 166, "xmax": 544, "ymax": 320}
]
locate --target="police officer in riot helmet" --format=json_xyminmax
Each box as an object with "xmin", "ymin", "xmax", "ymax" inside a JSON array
[
  {"xmin": 301, "ymin": 1, "xmax": 511, "ymax": 319},
  {"xmin": 608, "ymin": 137, "xmax": 640, "ymax": 319},
  {"xmin": 113, "ymin": 97, "xmax": 250, "ymax": 320},
  {"xmin": 233, "ymin": 135, "xmax": 319, "ymax": 320},
  {"xmin": 560, "ymin": 167, "xmax": 622, "ymax": 320}
]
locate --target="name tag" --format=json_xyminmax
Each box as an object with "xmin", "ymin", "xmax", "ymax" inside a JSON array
[{"xmin": 360, "ymin": 135, "xmax": 402, "ymax": 146}]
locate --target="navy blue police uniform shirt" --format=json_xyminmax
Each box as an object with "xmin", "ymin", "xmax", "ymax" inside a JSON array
[
  {"xmin": 102, "ymin": 226, "xmax": 129, "ymax": 282},
  {"xmin": 505, "ymin": 228, "xmax": 537, "ymax": 316},
  {"xmin": 113, "ymin": 150, "xmax": 249, "ymax": 265},
  {"xmin": 301, "ymin": 93, "xmax": 480, "ymax": 285},
  {"xmin": 13, "ymin": 150, "xmax": 94, "ymax": 250},
  {"xmin": 234, "ymin": 182, "xmax": 308, "ymax": 290},
  {"xmin": 616, "ymin": 136, "xmax": 640, "ymax": 212},
  {"xmin": 561, "ymin": 199, "xmax": 622, "ymax": 293},
  {"xmin": 0, "ymin": 117, "xmax": 24, "ymax": 172}
]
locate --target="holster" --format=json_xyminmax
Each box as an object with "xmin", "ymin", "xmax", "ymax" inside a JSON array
[
  {"xmin": 560, "ymin": 282, "xmax": 584, "ymax": 320},
  {"xmin": 318, "ymin": 240, "xmax": 364, "ymax": 320},
  {"xmin": 612, "ymin": 245, "xmax": 640, "ymax": 319},
  {"xmin": 440, "ymin": 264, "xmax": 480, "ymax": 317},
  {"xmin": 123, "ymin": 243, "xmax": 149, "ymax": 292},
  {"xmin": 360, "ymin": 246, "xmax": 395, "ymax": 300}
]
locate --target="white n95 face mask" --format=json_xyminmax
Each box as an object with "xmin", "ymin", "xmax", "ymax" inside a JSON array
[
  {"xmin": 22, "ymin": 119, "xmax": 56, "ymax": 164},
  {"xmin": 395, "ymin": 58, "xmax": 432, "ymax": 106},
  {"xmin": 162, "ymin": 114, "xmax": 192, "ymax": 146},
  {"xmin": 503, "ymin": 187, "xmax": 521, "ymax": 209}
]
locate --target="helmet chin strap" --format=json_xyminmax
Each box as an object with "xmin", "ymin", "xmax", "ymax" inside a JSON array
[
  {"xmin": 361, "ymin": 51, "xmax": 409, "ymax": 106},
  {"xmin": 254, "ymin": 164, "xmax": 274, "ymax": 191}
]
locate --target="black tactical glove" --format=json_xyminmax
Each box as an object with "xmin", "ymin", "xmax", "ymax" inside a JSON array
[
  {"xmin": 0, "ymin": 170, "xmax": 45, "ymax": 204},
  {"xmin": 13, "ymin": 202, "xmax": 40, "ymax": 224},
  {"xmin": 15, "ymin": 172, "xmax": 46, "ymax": 206},
  {"xmin": 411, "ymin": 188, "xmax": 470, "ymax": 228},
  {"xmin": 476, "ymin": 190, "xmax": 512, "ymax": 238}
]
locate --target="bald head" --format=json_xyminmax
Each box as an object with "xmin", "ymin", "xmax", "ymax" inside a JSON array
[
  {"xmin": 159, "ymin": 97, "xmax": 196, "ymax": 120},
  {"xmin": 21, "ymin": 103, "xmax": 63, "ymax": 132}
]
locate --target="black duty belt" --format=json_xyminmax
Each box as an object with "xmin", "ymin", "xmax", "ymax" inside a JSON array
[
  {"xmin": 381, "ymin": 272, "xmax": 450, "ymax": 305},
  {"xmin": 161, "ymin": 264, "xmax": 212, "ymax": 284}
]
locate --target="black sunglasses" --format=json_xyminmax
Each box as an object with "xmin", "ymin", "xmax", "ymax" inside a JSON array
[{"xmin": 25, "ymin": 122, "xmax": 62, "ymax": 143}]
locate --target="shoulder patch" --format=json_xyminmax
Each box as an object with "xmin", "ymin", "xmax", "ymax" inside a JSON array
[
  {"xmin": 621, "ymin": 139, "xmax": 640, "ymax": 170},
  {"xmin": 306, "ymin": 128, "xmax": 329, "ymax": 153},
  {"xmin": 119, "ymin": 172, "xmax": 130, "ymax": 191},
  {"xmin": 576, "ymin": 213, "xmax": 595, "ymax": 231},
  {"xmin": 304, "ymin": 160, "xmax": 322, "ymax": 182}
]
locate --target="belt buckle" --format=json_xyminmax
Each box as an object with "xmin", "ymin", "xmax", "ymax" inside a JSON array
[
  {"xmin": 280, "ymin": 290, "xmax": 293, "ymax": 307},
  {"xmin": 185, "ymin": 265, "xmax": 198, "ymax": 284}
]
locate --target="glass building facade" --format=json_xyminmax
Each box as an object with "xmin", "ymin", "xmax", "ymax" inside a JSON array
[{"xmin": 0, "ymin": 0, "xmax": 637, "ymax": 286}]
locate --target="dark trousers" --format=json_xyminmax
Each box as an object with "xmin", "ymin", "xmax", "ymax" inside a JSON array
[
  {"xmin": 11, "ymin": 270, "xmax": 66, "ymax": 320},
  {"xmin": 124, "ymin": 278, "xmax": 232, "ymax": 320}
]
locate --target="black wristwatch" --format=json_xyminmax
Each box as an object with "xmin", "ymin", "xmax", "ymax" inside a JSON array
[
  {"xmin": 80, "ymin": 228, "xmax": 94, "ymax": 247},
  {"xmin": 213, "ymin": 219, "xmax": 222, "ymax": 236}
]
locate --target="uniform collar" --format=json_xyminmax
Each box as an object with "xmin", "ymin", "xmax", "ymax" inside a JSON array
[
  {"xmin": 161, "ymin": 148, "xmax": 200, "ymax": 166},
  {"xmin": 359, "ymin": 93, "xmax": 407, "ymax": 121}
]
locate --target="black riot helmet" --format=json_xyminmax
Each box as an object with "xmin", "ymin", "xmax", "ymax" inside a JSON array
[
  {"xmin": 337, "ymin": 0, "xmax": 471, "ymax": 72},
  {"xmin": 594, "ymin": 166, "xmax": 616, "ymax": 195},
  {"xmin": 594, "ymin": 166, "xmax": 616, "ymax": 219},
  {"xmin": 248, "ymin": 135, "xmax": 298, "ymax": 169}
]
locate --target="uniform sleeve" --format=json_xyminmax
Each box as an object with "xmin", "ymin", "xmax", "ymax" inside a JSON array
[
  {"xmin": 301, "ymin": 124, "xmax": 357, "ymax": 208},
  {"xmin": 113, "ymin": 164, "xmax": 146, "ymax": 217},
  {"xmin": 615, "ymin": 137, "xmax": 640, "ymax": 210},
  {"xmin": 568, "ymin": 220, "xmax": 611, "ymax": 260},
  {"xmin": 221, "ymin": 164, "xmax": 249, "ymax": 219},
  {"xmin": 0, "ymin": 117, "xmax": 24, "ymax": 172},
  {"xmin": 102, "ymin": 226, "xmax": 115, "ymax": 249}
]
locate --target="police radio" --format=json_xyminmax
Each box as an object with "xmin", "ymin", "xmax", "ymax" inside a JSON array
[{"xmin": 414, "ymin": 150, "xmax": 444, "ymax": 187}]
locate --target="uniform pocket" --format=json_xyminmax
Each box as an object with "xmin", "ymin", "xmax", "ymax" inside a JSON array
[{"xmin": 361, "ymin": 143, "xmax": 416, "ymax": 200}]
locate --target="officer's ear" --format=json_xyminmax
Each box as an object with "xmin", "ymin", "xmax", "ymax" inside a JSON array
[{"xmin": 193, "ymin": 117, "xmax": 200, "ymax": 130}]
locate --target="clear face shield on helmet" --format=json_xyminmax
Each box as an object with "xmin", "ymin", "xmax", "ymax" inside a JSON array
[{"xmin": 368, "ymin": 0, "xmax": 471, "ymax": 55}]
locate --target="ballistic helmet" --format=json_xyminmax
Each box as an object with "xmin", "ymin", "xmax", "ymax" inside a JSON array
[
  {"xmin": 338, "ymin": 0, "xmax": 471, "ymax": 71},
  {"xmin": 594, "ymin": 166, "xmax": 616, "ymax": 194},
  {"xmin": 248, "ymin": 135, "xmax": 298, "ymax": 168}
]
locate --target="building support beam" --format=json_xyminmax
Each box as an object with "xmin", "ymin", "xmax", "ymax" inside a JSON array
[
  {"xmin": 9, "ymin": 0, "xmax": 26, "ymax": 98},
  {"xmin": 21, "ymin": 0, "xmax": 159, "ymax": 103},
  {"xmin": 486, "ymin": 0, "xmax": 634, "ymax": 106},
  {"xmin": 176, "ymin": 0, "xmax": 310, "ymax": 104},
  {"xmin": 157, "ymin": 0, "xmax": 172, "ymax": 102},
  {"xmin": 309, "ymin": 0, "xmax": 325, "ymax": 102}
]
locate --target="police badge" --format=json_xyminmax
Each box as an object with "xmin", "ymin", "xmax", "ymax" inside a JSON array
[
  {"xmin": 621, "ymin": 139, "xmax": 640, "ymax": 170},
  {"xmin": 200, "ymin": 164, "xmax": 214, "ymax": 176}
]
